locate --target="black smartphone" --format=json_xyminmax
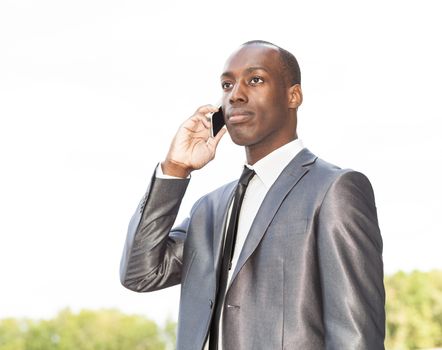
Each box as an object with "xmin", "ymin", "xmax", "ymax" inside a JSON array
[{"xmin": 211, "ymin": 107, "xmax": 225, "ymax": 137}]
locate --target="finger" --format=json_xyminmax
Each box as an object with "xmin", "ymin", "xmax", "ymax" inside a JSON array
[
  {"xmin": 213, "ymin": 127, "xmax": 227, "ymax": 145},
  {"xmin": 206, "ymin": 127, "xmax": 227, "ymax": 151},
  {"xmin": 184, "ymin": 112, "xmax": 211, "ymax": 129},
  {"xmin": 191, "ymin": 114, "xmax": 211, "ymax": 129},
  {"xmin": 190, "ymin": 105, "xmax": 220, "ymax": 130},
  {"xmin": 195, "ymin": 104, "xmax": 219, "ymax": 116}
]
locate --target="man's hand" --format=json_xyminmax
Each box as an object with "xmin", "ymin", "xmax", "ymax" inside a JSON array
[{"xmin": 161, "ymin": 105, "xmax": 227, "ymax": 178}]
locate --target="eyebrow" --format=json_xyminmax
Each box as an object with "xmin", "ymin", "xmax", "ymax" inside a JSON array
[{"xmin": 220, "ymin": 66, "xmax": 270, "ymax": 79}]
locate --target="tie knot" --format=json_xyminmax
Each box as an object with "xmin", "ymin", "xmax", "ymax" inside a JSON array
[{"xmin": 239, "ymin": 166, "xmax": 255, "ymax": 187}]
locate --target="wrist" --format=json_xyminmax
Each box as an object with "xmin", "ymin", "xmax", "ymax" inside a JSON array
[{"xmin": 161, "ymin": 159, "xmax": 192, "ymax": 178}]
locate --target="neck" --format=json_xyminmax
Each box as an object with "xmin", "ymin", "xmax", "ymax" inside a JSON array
[{"xmin": 245, "ymin": 134, "xmax": 297, "ymax": 165}]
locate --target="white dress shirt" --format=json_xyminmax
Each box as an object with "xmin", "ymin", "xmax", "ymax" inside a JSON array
[
  {"xmin": 157, "ymin": 139, "xmax": 305, "ymax": 350},
  {"xmin": 227, "ymin": 138, "xmax": 304, "ymax": 284}
]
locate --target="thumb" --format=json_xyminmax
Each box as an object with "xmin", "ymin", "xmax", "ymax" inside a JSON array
[{"xmin": 207, "ymin": 127, "xmax": 227, "ymax": 153}]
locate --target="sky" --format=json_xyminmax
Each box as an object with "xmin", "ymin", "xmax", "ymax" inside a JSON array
[{"xmin": 1, "ymin": 0, "xmax": 441, "ymax": 325}]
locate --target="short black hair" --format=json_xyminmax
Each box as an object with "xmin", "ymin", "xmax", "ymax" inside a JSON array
[{"xmin": 242, "ymin": 40, "xmax": 301, "ymax": 86}]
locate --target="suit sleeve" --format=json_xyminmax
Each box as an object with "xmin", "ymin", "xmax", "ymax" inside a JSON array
[
  {"xmin": 119, "ymin": 170, "xmax": 190, "ymax": 292},
  {"xmin": 317, "ymin": 171, "xmax": 385, "ymax": 350}
]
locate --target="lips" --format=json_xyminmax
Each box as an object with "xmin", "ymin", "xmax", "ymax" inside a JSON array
[{"xmin": 227, "ymin": 109, "xmax": 254, "ymax": 124}]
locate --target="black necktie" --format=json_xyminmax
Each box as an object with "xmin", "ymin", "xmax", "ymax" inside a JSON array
[{"xmin": 209, "ymin": 166, "xmax": 255, "ymax": 350}]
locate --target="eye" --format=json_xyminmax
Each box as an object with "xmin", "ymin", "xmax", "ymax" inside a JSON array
[
  {"xmin": 249, "ymin": 76, "xmax": 264, "ymax": 85},
  {"xmin": 221, "ymin": 81, "xmax": 233, "ymax": 90}
]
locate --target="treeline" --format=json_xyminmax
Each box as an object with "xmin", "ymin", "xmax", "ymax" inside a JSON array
[
  {"xmin": 0, "ymin": 309, "xmax": 175, "ymax": 350},
  {"xmin": 0, "ymin": 270, "xmax": 441, "ymax": 349},
  {"xmin": 386, "ymin": 270, "xmax": 442, "ymax": 349}
]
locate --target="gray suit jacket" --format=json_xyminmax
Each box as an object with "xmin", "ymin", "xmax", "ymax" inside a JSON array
[{"xmin": 120, "ymin": 148, "xmax": 385, "ymax": 350}]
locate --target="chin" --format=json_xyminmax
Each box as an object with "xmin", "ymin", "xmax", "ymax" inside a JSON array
[
  {"xmin": 228, "ymin": 133, "xmax": 256, "ymax": 147},
  {"xmin": 227, "ymin": 126, "xmax": 257, "ymax": 146}
]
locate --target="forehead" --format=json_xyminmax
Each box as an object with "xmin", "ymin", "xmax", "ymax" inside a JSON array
[{"xmin": 222, "ymin": 45, "xmax": 282, "ymax": 77}]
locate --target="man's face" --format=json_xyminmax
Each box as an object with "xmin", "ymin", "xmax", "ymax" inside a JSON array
[{"xmin": 220, "ymin": 44, "xmax": 298, "ymax": 157}]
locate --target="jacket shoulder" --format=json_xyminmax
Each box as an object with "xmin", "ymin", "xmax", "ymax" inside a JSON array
[{"xmin": 301, "ymin": 150, "xmax": 374, "ymax": 197}]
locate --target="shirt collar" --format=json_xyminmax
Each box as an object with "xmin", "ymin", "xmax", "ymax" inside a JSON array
[{"xmin": 246, "ymin": 139, "xmax": 304, "ymax": 190}]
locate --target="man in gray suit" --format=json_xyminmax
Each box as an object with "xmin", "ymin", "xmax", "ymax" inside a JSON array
[{"xmin": 120, "ymin": 40, "xmax": 385, "ymax": 349}]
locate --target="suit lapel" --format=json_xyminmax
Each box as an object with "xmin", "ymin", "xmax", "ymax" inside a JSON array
[{"xmin": 228, "ymin": 148, "xmax": 317, "ymax": 289}]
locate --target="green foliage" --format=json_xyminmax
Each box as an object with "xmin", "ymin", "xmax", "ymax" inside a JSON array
[
  {"xmin": 0, "ymin": 309, "xmax": 175, "ymax": 350},
  {"xmin": 1, "ymin": 271, "xmax": 442, "ymax": 349},
  {"xmin": 385, "ymin": 270, "xmax": 442, "ymax": 349}
]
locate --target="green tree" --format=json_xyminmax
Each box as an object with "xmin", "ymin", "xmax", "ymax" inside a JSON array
[
  {"xmin": 0, "ymin": 309, "xmax": 174, "ymax": 350},
  {"xmin": 386, "ymin": 270, "xmax": 442, "ymax": 349},
  {"xmin": 0, "ymin": 318, "xmax": 26, "ymax": 350},
  {"xmin": 2, "ymin": 271, "xmax": 442, "ymax": 350}
]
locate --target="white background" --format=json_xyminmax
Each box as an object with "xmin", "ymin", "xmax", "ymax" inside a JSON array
[{"xmin": 1, "ymin": 0, "xmax": 441, "ymax": 325}]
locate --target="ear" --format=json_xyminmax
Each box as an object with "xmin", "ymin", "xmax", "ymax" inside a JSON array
[{"xmin": 287, "ymin": 84, "xmax": 303, "ymax": 109}]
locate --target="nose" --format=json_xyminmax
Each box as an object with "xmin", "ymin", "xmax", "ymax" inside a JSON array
[{"xmin": 229, "ymin": 81, "xmax": 248, "ymax": 105}]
